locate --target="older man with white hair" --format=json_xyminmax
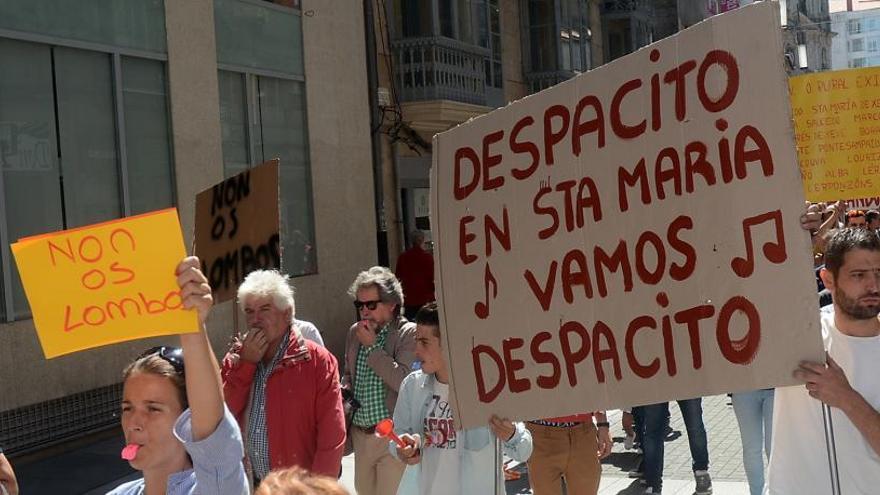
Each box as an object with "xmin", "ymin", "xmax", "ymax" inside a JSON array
[{"xmin": 221, "ymin": 270, "xmax": 346, "ymax": 486}]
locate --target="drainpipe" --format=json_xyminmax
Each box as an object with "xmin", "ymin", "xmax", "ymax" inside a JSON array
[{"xmin": 364, "ymin": 0, "xmax": 389, "ymax": 267}]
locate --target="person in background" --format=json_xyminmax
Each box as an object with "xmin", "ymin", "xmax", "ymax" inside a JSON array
[
  {"xmin": 866, "ymin": 209, "xmax": 880, "ymax": 231},
  {"xmin": 641, "ymin": 398, "xmax": 713, "ymax": 495},
  {"xmin": 395, "ymin": 230, "xmax": 435, "ymax": 321},
  {"xmin": 845, "ymin": 209, "xmax": 867, "ymax": 228},
  {"xmin": 730, "ymin": 389, "xmax": 774, "ymax": 495}
]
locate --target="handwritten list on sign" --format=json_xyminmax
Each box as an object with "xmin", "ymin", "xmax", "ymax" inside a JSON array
[
  {"xmin": 791, "ymin": 67, "xmax": 880, "ymax": 202},
  {"xmin": 11, "ymin": 208, "xmax": 199, "ymax": 358},
  {"xmin": 432, "ymin": 3, "xmax": 823, "ymax": 429}
]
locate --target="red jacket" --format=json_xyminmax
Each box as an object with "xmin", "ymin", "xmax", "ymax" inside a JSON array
[
  {"xmin": 395, "ymin": 245, "xmax": 435, "ymax": 307},
  {"xmin": 221, "ymin": 332, "xmax": 345, "ymax": 478}
]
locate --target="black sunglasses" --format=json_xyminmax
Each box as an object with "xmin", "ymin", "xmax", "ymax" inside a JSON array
[
  {"xmin": 138, "ymin": 346, "xmax": 185, "ymax": 375},
  {"xmin": 353, "ymin": 299, "xmax": 382, "ymax": 311}
]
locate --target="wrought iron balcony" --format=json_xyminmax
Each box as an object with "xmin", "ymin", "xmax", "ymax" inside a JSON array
[
  {"xmin": 525, "ymin": 70, "xmax": 577, "ymax": 93},
  {"xmin": 391, "ymin": 36, "xmax": 491, "ymax": 106},
  {"xmin": 603, "ymin": 0, "xmax": 649, "ymax": 14}
]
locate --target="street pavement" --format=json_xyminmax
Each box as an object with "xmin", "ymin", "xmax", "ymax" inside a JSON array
[{"xmin": 13, "ymin": 395, "xmax": 751, "ymax": 494}]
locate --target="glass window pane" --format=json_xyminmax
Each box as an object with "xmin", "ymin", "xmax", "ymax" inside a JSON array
[
  {"xmin": 256, "ymin": 77, "xmax": 316, "ymax": 276},
  {"xmin": 214, "ymin": 0, "xmax": 304, "ymax": 77},
  {"xmin": 0, "ymin": 0, "xmax": 166, "ymax": 53},
  {"xmin": 530, "ymin": 25, "xmax": 557, "ymax": 71},
  {"xmin": 0, "ymin": 38, "xmax": 64, "ymax": 319},
  {"xmin": 54, "ymin": 46, "xmax": 121, "ymax": 227},
  {"xmin": 400, "ymin": 0, "xmax": 433, "ymax": 37},
  {"xmin": 122, "ymin": 57, "xmax": 175, "ymax": 214},
  {"xmin": 218, "ymin": 70, "xmax": 250, "ymax": 178},
  {"xmin": 440, "ymin": 1, "xmax": 454, "ymax": 38}
]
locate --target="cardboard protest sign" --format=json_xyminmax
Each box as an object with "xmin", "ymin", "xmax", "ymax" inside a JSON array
[
  {"xmin": 431, "ymin": 3, "xmax": 824, "ymax": 429},
  {"xmin": 11, "ymin": 208, "xmax": 198, "ymax": 358},
  {"xmin": 791, "ymin": 67, "xmax": 880, "ymax": 202},
  {"xmin": 194, "ymin": 159, "xmax": 281, "ymax": 304}
]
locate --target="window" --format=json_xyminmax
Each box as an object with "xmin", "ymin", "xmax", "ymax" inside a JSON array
[
  {"xmin": 868, "ymin": 38, "xmax": 879, "ymax": 52},
  {"xmin": 528, "ymin": 0, "xmax": 558, "ymax": 72},
  {"xmin": 397, "ymin": 0, "xmax": 433, "ymax": 38},
  {"xmin": 262, "ymin": 0, "xmax": 300, "ymax": 7},
  {"xmin": 559, "ymin": 0, "xmax": 591, "ymax": 72},
  {"xmin": 851, "ymin": 38, "xmax": 865, "ymax": 51},
  {"xmin": 851, "ymin": 57, "xmax": 867, "ymax": 67},
  {"xmin": 218, "ymin": 71, "xmax": 316, "ymax": 277},
  {"xmin": 474, "ymin": 0, "xmax": 503, "ymax": 89},
  {"xmin": 0, "ymin": 38, "xmax": 174, "ymax": 321},
  {"xmin": 849, "ymin": 19, "xmax": 862, "ymax": 34}
]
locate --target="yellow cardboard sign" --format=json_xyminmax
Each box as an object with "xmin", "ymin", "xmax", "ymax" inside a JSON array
[
  {"xmin": 11, "ymin": 208, "xmax": 199, "ymax": 358},
  {"xmin": 791, "ymin": 67, "xmax": 880, "ymax": 202}
]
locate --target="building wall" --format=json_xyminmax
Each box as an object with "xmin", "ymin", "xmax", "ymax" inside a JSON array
[
  {"xmin": 0, "ymin": 0, "xmax": 374, "ymax": 413},
  {"xmin": 831, "ymin": 8, "xmax": 880, "ymax": 69},
  {"xmin": 502, "ymin": 0, "xmax": 529, "ymax": 103}
]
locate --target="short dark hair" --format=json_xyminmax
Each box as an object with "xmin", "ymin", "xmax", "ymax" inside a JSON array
[
  {"xmin": 867, "ymin": 210, "xmax": 880, "ymax": 223},
  {"xmin": 847, "ymin": 209, "xmax": 866, "ymax": 218},
  {"xmin": 414, "ymin": 302, "xmax": 440, "ymax": 338},
  {"xmin": 824, "ymin": 228, "xmax": 880, "ymax": 277}
]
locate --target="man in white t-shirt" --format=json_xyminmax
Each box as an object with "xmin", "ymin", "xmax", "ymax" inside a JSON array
[
  {"xmin": 390, "ymin": 303, "xmax": 533, "ymax": 495},
  {"xmin": 766, "ymin": 227, "xmax": 880, "ymax": 494}
]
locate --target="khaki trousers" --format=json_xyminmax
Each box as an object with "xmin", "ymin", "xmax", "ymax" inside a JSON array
[
  {"xmin": 352, "ymin": 426, "xmax": 406, "ymax": 495},
  {"xmin": 526, "ymin": 422, "xmax": 602, "ymax": 495}
]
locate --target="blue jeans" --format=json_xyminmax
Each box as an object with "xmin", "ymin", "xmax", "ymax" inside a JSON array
[
  {"xmin": 632, "ymin": 405, "xmax": 645, "ymax": 447},
  {"xmin": 731, "ymin": 389, "xmax": 774, "ymax": 495},
  {"xmin": 642, "ymin": 398, "xmax": 709, "ymax": 490}
]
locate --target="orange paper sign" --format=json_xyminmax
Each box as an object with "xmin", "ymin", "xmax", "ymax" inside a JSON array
[{"xmin": 11, "ymin": 208, "xmax": 199, "ymax": 358}]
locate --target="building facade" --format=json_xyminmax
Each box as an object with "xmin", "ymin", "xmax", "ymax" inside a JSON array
[
  {"xmin": 374, "ymin": 0, "xmax": 605, "ymax": 262},
  {"xmin": 0, "ymin": 0, "xmax": 375, "ymax": 454},
  {"xmin": 831, "ymin": 7, "xmax": 880, "ymax": 69}
]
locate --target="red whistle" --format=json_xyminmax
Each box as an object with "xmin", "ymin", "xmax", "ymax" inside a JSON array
[{"xmin": 375, "ymin": 418, "xmax": 406, "ymax": 448}]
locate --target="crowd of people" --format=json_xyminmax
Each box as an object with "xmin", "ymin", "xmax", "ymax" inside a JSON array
[{"xmin": 0, "ymin": 214, "xmax": 878, "ymax": 495}]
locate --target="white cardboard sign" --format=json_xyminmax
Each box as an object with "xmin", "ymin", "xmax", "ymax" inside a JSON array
[{"xmin": 431, "ymin": 3, "xmax": 824, "ymax": 429}]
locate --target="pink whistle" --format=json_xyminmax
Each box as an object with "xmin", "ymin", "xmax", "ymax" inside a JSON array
[
  {"xmin": 121, "ymin": 443, "xmax": 140, "ymax": 461},
  {"xmin": 374, "ymin": 418, "xmax": 406, "ymax": 448}
]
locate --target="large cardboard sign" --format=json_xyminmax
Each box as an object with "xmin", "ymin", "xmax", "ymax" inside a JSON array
[
  {"xmin": 791, "ymin": 67, "xmax": 880, "ymax": 202},
  {"xmin": 432, "ymin": 3, "xmax": 824, "ymax": 429},
  {"xmin": 194, "ymin": 159, "xmax": 281, "ymax": 304},
  {"xmin": 11, "ymin": 208, "xmax": 199, "ymax": 358}
]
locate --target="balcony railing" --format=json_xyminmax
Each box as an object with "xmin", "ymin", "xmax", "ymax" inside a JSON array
[
  {"xmin": 525, "ymin": 70, "xmax": 577, "ymax": 93},
  {"xmin": 391, "ymin": 36, "xmax": 491, "ymax": 106}
]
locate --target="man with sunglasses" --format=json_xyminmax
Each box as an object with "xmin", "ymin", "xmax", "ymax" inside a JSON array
[{"xmin": 343, "ymin": 266, "xmax": 417, "ymax": 495}]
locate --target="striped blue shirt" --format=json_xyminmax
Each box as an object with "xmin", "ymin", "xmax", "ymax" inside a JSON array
[{"xmin": 106, "ymin": 406, "xmax": 248, "ymax": 495}]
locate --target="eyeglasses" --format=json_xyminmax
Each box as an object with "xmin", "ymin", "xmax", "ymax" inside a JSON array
[
  {"xmin": 353, "ymin": 299, "xmax": 382, "ymax": 311},
  {"xmin": 138, "ymin": 346, "xmax": 185, "ymax": 375}
]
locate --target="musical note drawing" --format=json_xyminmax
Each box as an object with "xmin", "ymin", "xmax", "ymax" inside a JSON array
[
  {"xmin": 731, "ymin": 209, "xmax": 787, "ymax": 278},
  {"xmin": 474, "ymin": 262, "xmax": 498, "ymax": 319}
]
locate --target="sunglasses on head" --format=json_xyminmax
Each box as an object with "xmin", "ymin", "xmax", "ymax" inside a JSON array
[
  {"xmin": 138, "ymin": 346, "xmax": 185, "ymax": 375},
  {"xmin": 353, "ymin": 299, "xmax": 382, "ymax": 311}
]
